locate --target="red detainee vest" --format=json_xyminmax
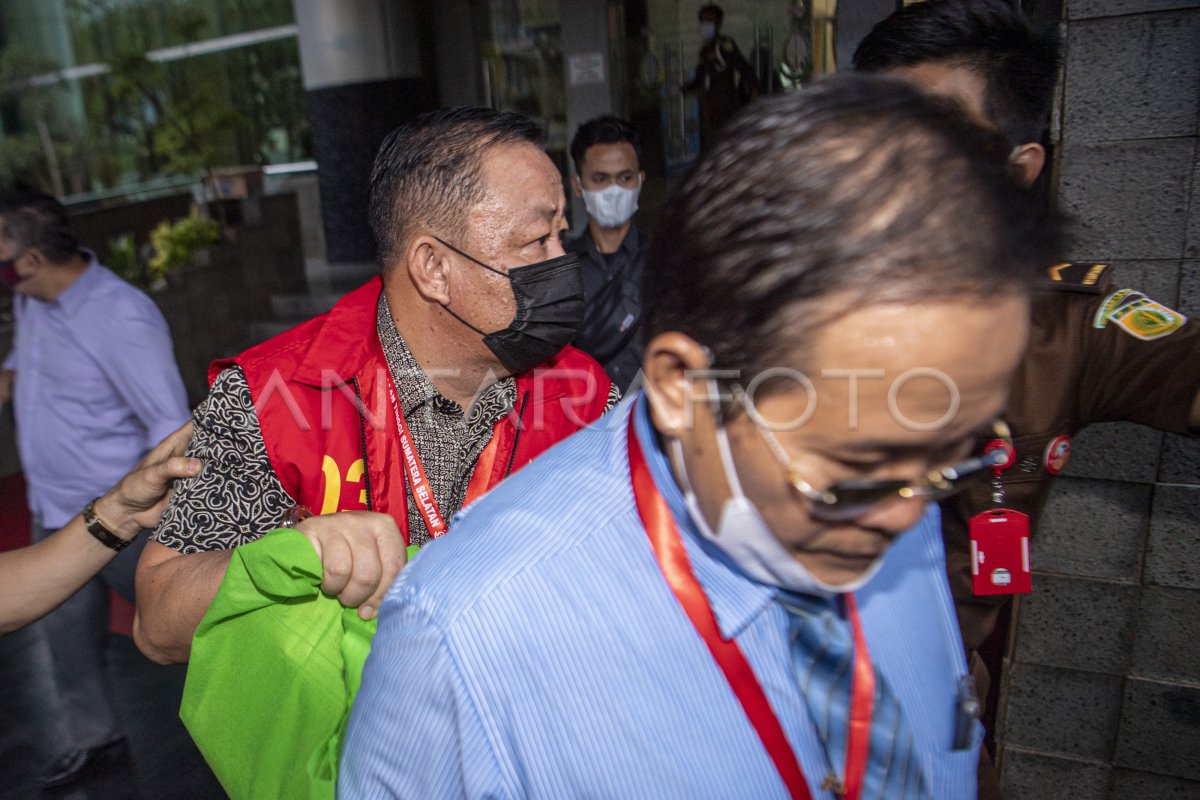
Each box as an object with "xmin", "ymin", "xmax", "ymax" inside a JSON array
[{"xmin": 210, "ymin": 277, "xmax": 612, "ymax": 546}]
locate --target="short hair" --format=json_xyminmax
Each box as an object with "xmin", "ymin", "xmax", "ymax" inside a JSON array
[
  {"xmin": 368, "ymin": 107, "xmax": 545, "ymax": 270},
  {"xmin": 852, "ymin": 0, "xmax": 1060, "ymax": 146},
  {"xmin": 699, "ymin": 4, "xmax": 723, "ymax": 24},
  {"xmin": 570, "ymin": 116, "xmax": 643, "ymax": 175},
  {"xmin": 0, "ymin": 192, "xmax": 80, "ymax": 263},
  {"xmin": 642, "ymin": 73, "xmax": 1061, "ymax": 386}
]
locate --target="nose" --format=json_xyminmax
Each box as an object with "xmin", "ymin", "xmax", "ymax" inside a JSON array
[
  {"xmin": 548, "ymin": 233, "xmax": 567, "ymax": 259},
  {"xmin": 854, "ymin": 494, "xmax": 931, "ymax": 537}
]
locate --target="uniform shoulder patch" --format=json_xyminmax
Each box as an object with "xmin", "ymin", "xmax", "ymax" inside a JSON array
[
  {"xmin": 1045, "ymin": 261, "xmax": 1110, "ymax": 293},
  {"xmin": 1093, "ymin": 288, "xmax": 1188, "ymax": 341}
]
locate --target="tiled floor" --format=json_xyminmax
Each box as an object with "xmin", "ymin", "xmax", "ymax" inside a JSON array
[{"xmin": 0, "ymin": 625, "xmax": 226, "ymax": 800}]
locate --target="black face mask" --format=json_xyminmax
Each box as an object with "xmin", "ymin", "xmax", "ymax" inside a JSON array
[{"xmin": 434, "ymin": 237, "xmax": 586, "ymax": 375}]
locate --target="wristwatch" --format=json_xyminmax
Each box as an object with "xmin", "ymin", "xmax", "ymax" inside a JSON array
[{"xmin": 82, "ymin": 498, "xmax": 133, "ymax": 552}]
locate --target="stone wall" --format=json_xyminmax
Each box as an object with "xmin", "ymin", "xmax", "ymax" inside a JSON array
[{"xmin": 996, "ymin": 2, "xmax": 1200, "ymax": 797}]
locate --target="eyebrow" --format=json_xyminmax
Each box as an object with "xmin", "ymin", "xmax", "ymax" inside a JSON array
[{"xmin": 513, "ymin": 201, "xmax": 562, "ymax": 227}]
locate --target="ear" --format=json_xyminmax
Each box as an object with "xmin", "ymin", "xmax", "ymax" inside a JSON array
[
  {"xmin": 405, "ymin": 236, "xmax": 451, "ymax": 305},
  {"xmin": 19, "ymin": 247, "xmax": 46, "ymax": 272},
  {"xmin": 642, "ymin": 331, "xmax": 713, "ymax": 437},
  {"xmin": 1008, "ymin": 142, "xmax": 1045, "ymax": 188},
  {"xmin": 571, "ymin": 175, "xmax": 583, "ymax": 199}
]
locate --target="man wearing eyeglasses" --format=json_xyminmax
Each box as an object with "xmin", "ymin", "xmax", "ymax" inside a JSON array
[{"xmin": 340, "ymin": 75, "xmax": 1058, "ymax": 798}]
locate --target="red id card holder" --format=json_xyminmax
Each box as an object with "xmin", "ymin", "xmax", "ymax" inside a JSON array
[{"xmin": 969, "ymin": 508, "xmax": 1032, "ymax": 596}]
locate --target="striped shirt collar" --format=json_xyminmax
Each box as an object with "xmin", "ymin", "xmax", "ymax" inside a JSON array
[{"xmin": 633, "ymin": 396, "xmax": 778, "ymax": 640}]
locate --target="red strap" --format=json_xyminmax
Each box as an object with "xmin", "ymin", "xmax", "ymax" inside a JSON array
[
  {"xmin": 627, "ymin": 409, "xmax": 876, "ymax": 800},
  {"xmin": 387, "ymin": 382, "xmax": 449, "ymax": 540},
  {"xmin": 843, "ymin": 595, "xmax": 874, "ymax": 800},
  {"xmin": 627, "ymin": 415, "xmax": 813, "ymax": 800}
]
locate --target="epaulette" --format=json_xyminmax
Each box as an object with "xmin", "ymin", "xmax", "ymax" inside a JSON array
[{"xmin": 1042, "ymin": 261, "xmax": 1110, "ymax": 294}]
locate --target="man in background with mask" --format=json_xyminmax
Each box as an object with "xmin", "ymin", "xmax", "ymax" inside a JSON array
[
  {"xmin": 682, "ymin": 3, "xmax": 759, "ymax": 152},
  {"xmin": 340, "ymin": 75, "xmax": 1060, "ymax": 798},
  {"xmin": 133, "ymin": 107, "xmax": 616, "ymax": 664},
  {"xmin": 0, "ymin": 192, "xmax": 189, "ymax": 787},
  {"xmin": 566, "ymin": 115, "xmax": 646, "ymax": 393}
]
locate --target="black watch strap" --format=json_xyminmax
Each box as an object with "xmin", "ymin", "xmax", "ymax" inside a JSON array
[{"xmin": 82, "ymin": 498, "xmax": 133, "ymax": 552}]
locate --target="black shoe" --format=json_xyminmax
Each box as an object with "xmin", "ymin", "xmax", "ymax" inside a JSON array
[{"xmin": 38, "ymin": 738, "xmax": 126, "ymax": 788}]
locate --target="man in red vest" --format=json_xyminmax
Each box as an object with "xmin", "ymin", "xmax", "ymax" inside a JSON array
[{"xmin": 133, "ymin": 107, "xmax": 615, "ymax": 664}]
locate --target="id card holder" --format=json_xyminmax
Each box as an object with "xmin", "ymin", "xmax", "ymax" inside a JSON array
[{"xmin": 969, "ymin": 508, "xmax": 1032, "ymax": 596}]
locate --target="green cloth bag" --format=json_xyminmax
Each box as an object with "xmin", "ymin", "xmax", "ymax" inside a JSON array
[{"xmin": 180, "ymin": 528, "xmax": 415, "ymax": 799}]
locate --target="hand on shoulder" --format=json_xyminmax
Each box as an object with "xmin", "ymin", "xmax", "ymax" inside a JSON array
[{"xmin": 95, "ymin": 422, "xmax": 200, "ymax": 539}]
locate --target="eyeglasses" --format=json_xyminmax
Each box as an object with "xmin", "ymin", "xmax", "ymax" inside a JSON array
[{"xmin": 731, "ymin": 384, "xmax": 1010, "ymax": 520}]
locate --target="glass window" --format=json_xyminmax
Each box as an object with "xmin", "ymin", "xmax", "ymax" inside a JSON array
[{"xmin": 0, "ymin": 0, "xmax": 308, "ymax": 199}]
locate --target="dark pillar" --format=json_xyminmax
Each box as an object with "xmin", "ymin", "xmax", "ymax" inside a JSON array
[{"xmin": 293, "ymin": 0, "xmax": 436, "ymax": 267}]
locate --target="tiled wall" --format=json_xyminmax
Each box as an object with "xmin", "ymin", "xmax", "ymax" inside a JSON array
[{"xmin": 996, "ymin": 2, "xmax": 1200, "ymax": 797}]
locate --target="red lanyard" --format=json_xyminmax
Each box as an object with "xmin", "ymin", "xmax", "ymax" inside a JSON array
[
  {"xmin": 387, "ymin": 380, "xmax": 502, "ymax": 542},
  {"xmin": 388, "ymin": 382, "xmax": 449, "ymax": 539},
  {"xmin": 626, "ymin": 410, "xmax": 875, "ymax": 800}
]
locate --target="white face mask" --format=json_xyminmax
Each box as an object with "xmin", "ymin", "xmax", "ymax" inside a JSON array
[
  {"xmin": 670, "ymin": 389, "xmax": 886, "ymax": 596},
  {"xmin": 699, "ymin": 22, "xmax": 717, "ymax": 41},
  {"xmin": 581, "ymin": 181, "xmax": 641, "ymax": 229}
]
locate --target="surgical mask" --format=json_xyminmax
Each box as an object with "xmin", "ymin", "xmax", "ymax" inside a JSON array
[
  {"xmin": 0, "ymin": 252, "xmax": 25, "ymax": 287},
  {"xmin": 670, "ymin": 384, "xmax": 886, "ymax": 596},
  {"xmin": 434, "ymin": 237, "xmax": 586, "ymax": 376},
  {"xmin": 699, "ymin": 22, "xmax": 717, "ymax": 41},
  {"xmin": 581, "ymin": 182, "xmax": 641, "ymax": 229}
]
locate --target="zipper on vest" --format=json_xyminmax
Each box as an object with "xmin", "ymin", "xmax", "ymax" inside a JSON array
[
  {"xmin": 503, "ymin": 389, "xmax": 531, "ymax": 478},
  {"xmin": 350, "ymin": 376, "xmax": 374, "ymax": 511}
]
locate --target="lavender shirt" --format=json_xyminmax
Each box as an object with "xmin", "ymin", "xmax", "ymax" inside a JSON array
[{"xmin": 4, "ymin": 252, "xmax": 189, "ymax": 528}]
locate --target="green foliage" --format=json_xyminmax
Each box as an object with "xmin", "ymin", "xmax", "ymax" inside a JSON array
[
  {"xmin": 0, "ymin": 135, "xmax": 48, "ymax": 189},
  {"xmin": 109, "ymin": 44, "xmax": 246, "ymax": 181},
  {"xmin": 2, "ymin": 0, "xmax": 308, "ymax": 197},
  {"xmin": 0, "ymin": 45, "xmax": 70, "ymax": 196},
  {"xmin": 147, "ymin": 209, "xmax": 221, "ymax": 281},
  {"xmin": 107, "ymin": 233, "xmax": 145, "ymax": 284}
]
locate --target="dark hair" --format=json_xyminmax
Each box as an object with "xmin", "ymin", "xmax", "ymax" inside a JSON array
[
  {"xmin": 570, "ymin": 116, "xmax": 643, "ymax": 174},
  {"xmin": 852, "ymin": 0, "xmax": 1060, "ymax": 146},
  {"xmin": 0, "ymin": 192, "xmax": 80, "ymax": 263},
  {"xmin": 368, "ymin": 107, "xmax": 545, "ymax": 271},
  {"xmin": 699, "ymin": 4, "xmax": 723, "ymax": 25},
  {"xmin": 642, "ymin": 73, "xmax": 1061, "ymax": 381}
]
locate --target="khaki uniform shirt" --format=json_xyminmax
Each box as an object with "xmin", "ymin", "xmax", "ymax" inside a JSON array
[{"xmin": 942, "ymin": 263, "xmax": 1200, "ymax": 654}]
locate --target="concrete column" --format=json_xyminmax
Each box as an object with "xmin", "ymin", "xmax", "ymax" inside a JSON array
[{"xmin": 292, "ymin": 0, "xmax": 436, "ymax": 268}]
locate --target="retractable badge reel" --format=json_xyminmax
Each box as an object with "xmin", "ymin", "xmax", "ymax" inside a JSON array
[{"xmin": 969, "ymin": 437, "xmax": 1032, "ymax": 596}]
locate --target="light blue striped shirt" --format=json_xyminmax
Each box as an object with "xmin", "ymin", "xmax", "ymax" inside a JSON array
[{"xmin": 341, "ymin": 396, "xmax": 981, "ymax": 799}]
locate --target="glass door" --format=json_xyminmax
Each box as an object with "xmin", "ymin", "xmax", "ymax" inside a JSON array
[{"xmin": 477, "ymin": 0, "xmax": 570, "ymax": 173}]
